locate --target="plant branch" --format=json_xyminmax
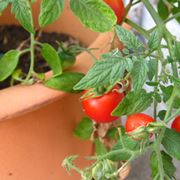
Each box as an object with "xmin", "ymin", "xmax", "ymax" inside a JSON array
[
  {"xmin": 124, "ymin": 18, "xmax": 149, "ymax": 39},
  {"xmin": 24, "ymin": 33, "xmax": 35, "ymax": 83}
]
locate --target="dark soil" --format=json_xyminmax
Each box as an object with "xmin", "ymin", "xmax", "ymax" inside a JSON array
[{"xmin": 0, "ymin": 25, "xmax": 82, "ymax": 90}]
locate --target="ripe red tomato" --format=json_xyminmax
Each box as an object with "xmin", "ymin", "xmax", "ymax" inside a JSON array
[
  {"xmin": 125, "ymin": 113, "xmax": 155, "ymax": 133},
  {"xmin": 104, "ymin": 0, "xmax": 125, "ymax": 24},
  {"xmin": 82, "ymin": 86, "xmax": 124, "ymax": 123},
  {"xmin": 171, "ymin": 116, "xmax": 180, "ymax": 133}
]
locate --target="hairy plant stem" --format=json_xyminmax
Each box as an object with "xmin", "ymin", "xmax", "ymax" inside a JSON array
[
  {"xmin": 153, "ymin": 57, "xmax": 158, "ymax": 121},
  {"xmin": 164, "ymin": 35, "xmax": 178, "ymax": 78},
  {"xmin": 154, "ymin": 129, "xmax": 165, "ymax": 180},
  {"xmin": 24, "ymin": 33, "xmax": 35, "ymax": 84}
]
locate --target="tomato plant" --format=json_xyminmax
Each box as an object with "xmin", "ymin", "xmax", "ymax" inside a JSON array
[
  {"xmin": 171, "ymin": 116, "xmax": 180, "ymax": 133},
  {"xmin": 82, "ymin": 86, "xmax": 124, "ymax": 123},
  {"xmin": 104, "ymin": 0, "xmax": 125, "ymax": 24},
  {"xmin": 63, "ymin": 0, "xmax": 180, "ymax": 179}
]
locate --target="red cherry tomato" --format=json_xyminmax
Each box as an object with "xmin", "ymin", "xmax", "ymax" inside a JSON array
[
  {"xmin": 104, "ymin": 0, "xmax": 125, "ymax": 24},
  {"xmin": 171, "ymin": 116, "xmax": 180, "ymax": 133},
  {"xmin": 82, "ymin": 86, "xmax": 124, "ymax": 123},
  {"xmin": 125, "ymin": 113, "xmax": 155, "ymax": 133}
]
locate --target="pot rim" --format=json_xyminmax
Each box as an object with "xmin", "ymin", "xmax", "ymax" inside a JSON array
[
  {"xmin": 0, "ymin": 22, "xmax": 130, "ymax": 122},
  {"xmin": 0, "ymin": 32, "xmax": 110, "ymax": 122}
]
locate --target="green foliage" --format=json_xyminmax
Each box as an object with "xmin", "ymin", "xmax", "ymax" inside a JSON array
[
  {"xmin": 157, "ymin": 0, "xmax": 169, "ymax": 20},
  {"xmin": 147, "ymin": 59, "xmax": 158, "ymax": 81},
  {"xmin": 74, "ymin": 50, "xmax": 133, "ymax": 90},
  {"xmin": 131, "ymin": 59, "xmax": 148, "ymax": 91},
  {"xmin": 74, "ymin": 117, "xmax": 93, "ymax": 140},
  {"xmin": 39, "ymin": 0, "xmax": 65, "ymax": 27},
  {"xmin": 41, "ymin": 43, "xmax": 62, "ymax": 76},
  {"xmin": 94, "ymin": 139, "xmax": 108, "ymax": 155},
  {"xmin": 112, "ymin": 89, "xmax": 153, "ymax": 116},
  {"xmin": 44, "ymin": 72, "xmax": 84, "ymax": 93},
  {"xmin": 148, "ymin": 28, "xmax": 162, "ymax": 51},
  {"xmin": 0, "ymin": 50, "xmax": 20, "ymax": 81},
  {"xmin": 115, "ymin": 25, "xmax": 144, "ymax": 51},
  {"xmin": 70, "ymin": 0, "xmax": 117, "ymax": 32},
  {"xmin": 11, "ymin": 0, "xmax": 34, "ymax": 34},
  {"xmin": 162, "ymin": 128, "xmax": 180, "ymax": 160},
  {"xmin": 150, "ymin": 151, "xmax": 176, "ymax": 179},
  {"xmin": 0, "ymin": 0, "xmax": 9, "ymax": 13}
]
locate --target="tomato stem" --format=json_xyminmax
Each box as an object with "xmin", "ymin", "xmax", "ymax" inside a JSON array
[{"xmin": 24, "ymin": 33, "xmax": 35, "ymax": 84}]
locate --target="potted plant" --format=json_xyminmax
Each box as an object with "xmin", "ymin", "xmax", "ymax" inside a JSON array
[
  {"xmin": 62, "ymin": 0, "xmax": 180, "ymax": 180},
  {"xmin": 0, "ymin": 0, "xmax": 129, "ymax": 179}
]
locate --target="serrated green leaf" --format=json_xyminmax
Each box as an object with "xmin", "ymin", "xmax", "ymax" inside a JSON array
[
  {"xmin": 115, "ymin": 25, "xmax": 144, "ymax": 51},
  {"xmin": 0, "ymin": 50, "xmax": 20, "ymax": 81},
  {"xmin": 157, "ymin": 0, "xmax": 169, "ymax": 20},
  {"xmin": 158, "ymin": 110, "xmax": 166, "ymax": 120},
  {"xmin": 112, "ymin": 89, "xmax": 153, "ymax": 116},
  {"xmin": 41, "ymin": 43, "xmax": 62, "ymax": 75},
  {"xmin": 70, "ymin": 0, "xmax": 116, "ymax": 32},
  {"xmin": 92, "ymin": 160, "xmax": 117, "ymax": 180},
  {"xmin": 148, "ymin": 28, "xmax": 162, "ymax": 51},
  {"xmin": 172, "ymin": 7, "xmax": 180, "ymax": 23},
  {"xmin": 147, "ymin": 59, "xmax": 158, "ymax": 81},
  {"xmin": 162, "ymin": 128, "xmax": 180, "ymax": 160},
  {"xmin": 74, "ymin": 51, "xmax": 127, "ymax": 90},
  {"xmin": 74, "ymin": 117, "xmax": 93, "ymax": 140},
  {"xmin": 150, "ymin": 151, "xmax": 176, "ymax": 179},
  {"xmin": 101, "ymin": 149, "xmax": 132, "ymax": 161},
  {"xmin": 44, "ymin": 72, "xmax": 84, "ymax": 93},
  {"xmin": 0, "ymin": 0, "xmax": 9, "ymax": 13},
  {"xmin": 39, "ymin": 0, "xmax": 64, "ymax": 27},
  {"xmin": 62, "ymin": 155, "xmax": 78, "ymax": 173},
  {"xmin": 94, "ymin": 139, "xmax": 108, "ymax": 156},
  {"xmin": 112, "ymin": 135, "xmax": 140, "ymax": 151},
  {"xmin": 11, "ymin": 0, "xmax": 34, "ymax": 34},
  {"xmin": 131, "ymin": 59, "xmax": 148, "ymax": 91}
]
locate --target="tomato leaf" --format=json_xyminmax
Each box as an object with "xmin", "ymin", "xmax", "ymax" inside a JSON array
[
  {"xmin": 112, "ymin": 89, "xmax": 153, "ymax": 116},
  {"xmin": 112, "ymin": 135, "xmax": 140, "ymax": 152},
  {"xmin": 44, "ymin": 72, "xmax": 84, "ymax": 93},
  {"xmin": 74, "ymin": 117, "xmax": 93, "ymax": 140},
  {"xmin": 41, "ymin": 43, "xmax": 62, "ymax": 76},
  {"xmin": 101, "ymin": 149, "xmax": 132, "ymax": 161},
  {"xmin": 94, "ymin": 139, "xmax": 108, "ymax": 155},
  {"xmin": 150, "ymin": 151, "xmax": 176, "ymax": 179},
  {"xmin": 11, "ymin": 0, "xmax": 35, "ymax": 34},
  {"xmin": 0, "ymin": 0, "xmax": 9, "ymax": 13},
  {"xmin": 70, "ymin": 0, "xmax": 116, "ymax": 32},
  {"xmin": 115, "ymin": 25, "xmax": 144, "ymax": 51},
  {"xmin": 148, "ymin": 28, "xmax": 162, "ymax": 52},
  {"xmin": 39, "ymin": 0, "xmax": 64, "ymax": 27},
  {"xmin": 160, "ymin": 85, "xmax": 180, "ymax": 109},
  {"xmin": 162, "ymin": 128, "xmax": 180, "ymax": 160},
  {"xmin": 131, "ymin": 59, "xmax": 148, "ymax": 91},
  {"xmin": 0, "ymin": 50, "xmax": 20, "ymax": 81},
  {"xmin": 147, "ymin": 59, "xmax": 158, "ymax": 81},
  {"xmin": 157, "ymin": 0, "xmax": 169, "ymax": 20},
  {"xmin": 74, "ymin": 50, "xmax": 131, "ymax": 90},
  {"xmin": 157, "ymin": 110, "xmax": 166, "ymax": 120}
]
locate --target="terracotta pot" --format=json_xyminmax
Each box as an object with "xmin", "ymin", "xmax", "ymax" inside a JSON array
[{"xmin": 0, "ymin": 1, "xmax": 130, "ymax": 180}]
